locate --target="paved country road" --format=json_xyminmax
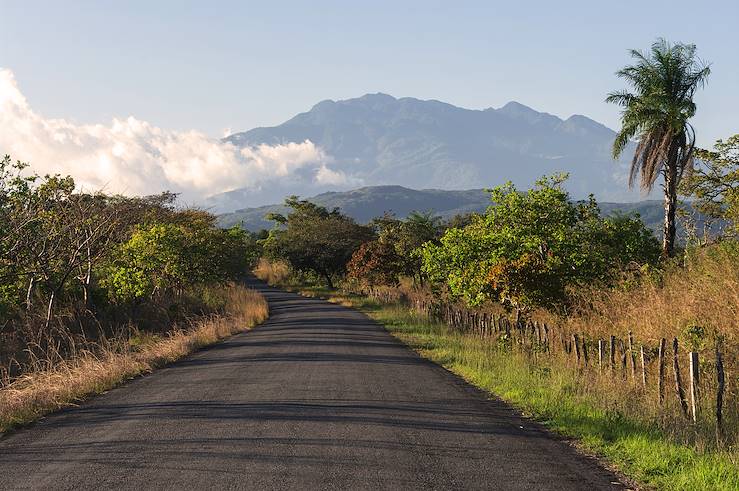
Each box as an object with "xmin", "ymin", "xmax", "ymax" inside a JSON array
[{"xmin": 0, "ymin": 281, "xmax": 625, "ymax": 490}]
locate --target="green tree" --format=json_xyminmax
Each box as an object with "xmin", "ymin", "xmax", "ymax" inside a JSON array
[
  {"xmin": 607, "ymin": 39, "xmax": 710, "ymax": 257},
  {"xmin": 262, "ymin": 197, "xmax": 374, "ymax": 288},
  {"xmin": 346, "ymin": 211, "xmax": 442, "ymax": 288},
  {"xmin": 420, "ymin": 175, "xmax": 659, "ymax": 314},
  {"xmin": 372, "ymin": 211, "xmax": 441, "ymax": 282},
  {"xmin": 680, "ymin": 134, "xmax": 739, "ymax": 238},
  {"xmin": 103, "ymin": 213, "xmax": 254, "ymax": 302}
]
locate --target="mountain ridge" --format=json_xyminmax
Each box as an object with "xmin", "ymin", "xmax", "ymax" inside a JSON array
[
  {"xmin": 210, "ymin": 93, "xmax": 639, "ymax": 213},
  {"xmin": 217, "ymin": 184, "xmax": 665, "ymax": 233}
]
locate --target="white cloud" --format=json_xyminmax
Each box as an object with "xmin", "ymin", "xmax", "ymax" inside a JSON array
[{"xmin": 0, "ymin": 68, "xmax": 350, "ymax": 204}]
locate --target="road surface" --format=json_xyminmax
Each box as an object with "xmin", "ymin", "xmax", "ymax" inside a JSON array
[{"xmin": 0, "ymin": 280, "xmax": 624, "ymax": 489}]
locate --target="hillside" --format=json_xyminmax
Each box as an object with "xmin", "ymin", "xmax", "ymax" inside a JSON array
[
  {"xmin": 218, "ymin": 185, "xmax": 667, "ymax": 233},
  {"xmin": 208, "ymin": 93, "xmax": 643, "ymax": 212}
]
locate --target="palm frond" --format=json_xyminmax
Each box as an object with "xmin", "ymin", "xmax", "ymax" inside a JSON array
[{"xmin": 607, "ymin": 39, "xmax": 709, "ymax": 197}]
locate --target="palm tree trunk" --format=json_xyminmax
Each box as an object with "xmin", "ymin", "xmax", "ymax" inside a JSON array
[{"xmin": 662, "ymin": 160, "xmax": 679, "ymax": 257}]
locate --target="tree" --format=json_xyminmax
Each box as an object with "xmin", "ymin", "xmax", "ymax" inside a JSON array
[
  {"xmin": 420, "ymin": 175, "xmax": 659, "ymax": 314},
  {"xmin": 346, "ymin": 239, "xmax": 401, "ymax": 287},
  {"xmin": 680, "ymin": 134, "xmax": 739, "ymax": 238},
  {"xmin": 346, "ymin": 212, "xmax": 443, "ymax": 288},
  {"xmin": 607, "ymin": 39, "xmax": 710, "ymax": 257},
  {"xmin": 104, "ymin": 213, "xmax": 255, "ymax": 302},
  {"xmin": 372, "ymin": 211, "xmax": 441, "ymax": 282},
  {"xmin": 262, "ymin": 197, "xmax": 374, "ymax": 288}
]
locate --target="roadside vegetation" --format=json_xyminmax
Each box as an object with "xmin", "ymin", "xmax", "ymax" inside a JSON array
[
  {"xmin": 253, "ymin": 39, "xmax": 739, "ymax": 491},
  {"xmin": 0, "ymin": 156, "xmax": 267, "ymax": 432},
  {"xmin": 2, "ymin": 36, "xmax": 734, "ymax": 489}
]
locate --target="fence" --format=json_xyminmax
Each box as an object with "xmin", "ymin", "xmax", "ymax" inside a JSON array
[{"xmin": 363, "ymin": 287, "xmax": 733, "ymax": 442}]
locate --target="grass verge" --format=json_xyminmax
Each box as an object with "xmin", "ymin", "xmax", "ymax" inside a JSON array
[
  {"xmin": 294, "ymin": 284, "xmax": 738, "ymax": 491},
  {"xmin": 0, "ymin": 285, "xmax": 268, "ymax": 434}
]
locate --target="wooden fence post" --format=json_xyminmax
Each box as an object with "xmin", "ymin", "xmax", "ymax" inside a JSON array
[
  {"xmin": 716, "ymin": 345, "xmax": 725, "ymax": 442},
  {"xmin": 673, "ymin": 338, "xmax": 689, "ymax": 419},
  {"xmin": 535, "ymin": 321, "xmax": 541, "ymax": 344},
  {"xmin": 658, "ymin": 338, "xmax": 666, "ymax": 404},
  {"xmin": 620, "ymin": 340, "xmax": 628, "ymax": 378},
  {"xmin": 628, "ymin": 331, "xmax": 636, "ymax": 381},
  {"xmin": 640, "ymin": 345, "xmax": 647, "ymax": 388},
  {"xmin": 609, "ymin": 336, "xmax": 616, "ymax": 373},
  {"xmin": 560, "ymin": 332, "xmax": 566, "ymax": 353},
  {"xmin": 598, "ymin": 339, "xmax": 604, "ymax": 372},
  {"xmin": 572, "ymin": 334, "xmax": 581, "ymax": 365},
  {"xmin": 689, "ymin": 351, "xmax": 700, "ymax": 423}
]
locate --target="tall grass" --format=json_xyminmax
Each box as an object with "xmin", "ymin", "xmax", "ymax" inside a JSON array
[
  {"xmin": 253, "ymin": 258, "xmax": 291, "ymax": 286},
  {"xmin": 527, "ymin": 243, "xmax": 739, "ymax": 450},
  {"xmin": 555, "ymin": 243, "xmax": 739, "ymax": 348},
  {"xmin": 0, "ymin": 284, "xmax": 267, "ymax": 433}
]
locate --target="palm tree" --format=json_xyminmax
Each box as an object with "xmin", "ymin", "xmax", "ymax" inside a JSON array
[{"xmin": 607, "ymin": 39, "xmax": 710, "ymax": 257}]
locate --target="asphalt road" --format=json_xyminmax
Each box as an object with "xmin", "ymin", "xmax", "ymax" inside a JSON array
[{"xmin": 0, "ymin": 280, "xmax": 625, "ymax": 490}]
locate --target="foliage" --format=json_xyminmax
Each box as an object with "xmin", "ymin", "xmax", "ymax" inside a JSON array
[
  {"xmin": 680, "ymin": 134, "xmax": 739, "ymax": 237},
  {"xmin": 0, "ymin": 156, "xmax": 258, "ymax": 374},
  {"xmin": 262, "ymin": 196, "xmax": 374, "ymax": 288},
  {"xmin": 607, "ymin": 39, "xmax": 710, "ymax": 256},
  {"xmin": 420, "ymin": 174, "xmax": 659, "ymax": 312},
  {"xmin": 443, "ymin": 212, "xmax": 478, "ymax": 230},
  {"xmin": 346, "ymin": 239, "xmax": 402, "ymax": 287},
  {"xmin": 104, "ymin": 218, "xmax": 255, "ymax": 302},
  {"xmin": 348, "ymin": 212, "xmax": 442, "ymax": 288}
]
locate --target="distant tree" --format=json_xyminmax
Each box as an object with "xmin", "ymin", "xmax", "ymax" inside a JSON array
[
  {"xmin": 607, "ymin": 39, "xmax": 710, "ymax": 257},
  {"xmin": 443, "ymin": 212, "xmax": 478, "ymax": 230},
  {"xmin": 262, "ymin": 197, "xmax": 374, "ymax": 288},
  {"xmin": 372, "ymin": 211, "xmax": 441, "ymax": 282},
  {"xmin": 346, "ymin": 211, "xmax": 442, "ymax": 288},
  {"xmin": 103, "ymin": 213, "xmax": 254, "ymax": 302}
]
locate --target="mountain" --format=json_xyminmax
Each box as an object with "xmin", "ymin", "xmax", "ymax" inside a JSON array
[
  {"xmin": 218, "ymin": 185, "xmax": 667, "ymax": 233},
  {"xmin": 210, "ymin": 93, "xmax": 641, "ymax": 212}
]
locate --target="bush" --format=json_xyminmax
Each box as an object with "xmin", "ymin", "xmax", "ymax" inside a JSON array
[{"xmin": 420, "ymin": 174, "xmax": 660, "ymax": 313}]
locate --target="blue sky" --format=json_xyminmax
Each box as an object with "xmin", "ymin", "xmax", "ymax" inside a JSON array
[{"xmin": 2, "ymin": 0, "xmax": 737, "ymax": 145}]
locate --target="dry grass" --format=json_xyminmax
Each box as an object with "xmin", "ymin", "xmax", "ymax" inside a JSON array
[
  {"xmin": 0, "ymin": 284, "xmax": 267, "ymax": 433},
  {"xmin": 554, "ymin": 245, "xmax": 739, "ymax": 348},
  {"xmin": 526, "ymin": 244, "xmax": 739, "ymax": 449},
  {"xmin": 253, "ymin": 258, "xmax": 291, "ymax": 286}
]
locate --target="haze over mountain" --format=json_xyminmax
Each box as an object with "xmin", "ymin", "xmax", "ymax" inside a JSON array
[{"xmin": 209, "ymin": 93, "xmax": 642, "ymax": 212}]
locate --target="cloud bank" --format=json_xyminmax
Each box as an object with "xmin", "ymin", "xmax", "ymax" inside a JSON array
[{"xmin": 0, "ymin": 69, "xmax": 355, "ymax": 205}]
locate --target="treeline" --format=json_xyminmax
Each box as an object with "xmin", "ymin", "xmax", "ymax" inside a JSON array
[
  {"xmin": 260, "ymin": 174, "xmax": 660, "ymax": 315},
  {"xmin": 0, "ymin": 156, "xmax": 259, "ymax": 379},
  {"xmin": 261, "ymin": 132, "xmax": 739, "ymax": 319}
]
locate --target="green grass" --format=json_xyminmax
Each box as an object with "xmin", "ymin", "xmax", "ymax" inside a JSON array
[{"xmin": 316, "ymin": 292, "xmax": 739, "ymax": 491}]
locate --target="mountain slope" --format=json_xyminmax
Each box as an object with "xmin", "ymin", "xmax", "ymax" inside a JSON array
[
  {"xmin": 213, "ymin": 93, "xmax": 639, "ymax": 212},
  {"xmin": 218, "ymin": 185, "xmax": 666, "ymax": 233}
]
